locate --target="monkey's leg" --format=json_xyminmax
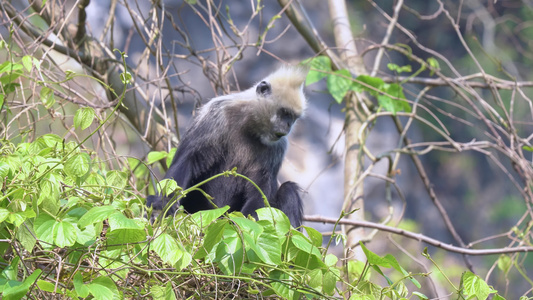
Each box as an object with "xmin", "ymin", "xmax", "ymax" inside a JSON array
[
  {"xmin": 272, "ymin": 181, "xmax": 303, "ymax": 228},
  {"xmin": 240, "ymin": 194, "xmax": 265, "ymax": 221},
  {"xmin": 147, "ymin": 195, "xmax": 176, "ymax": 216}
]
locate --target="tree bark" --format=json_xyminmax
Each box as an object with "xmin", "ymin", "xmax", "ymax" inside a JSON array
[{"xmin": 328, "ymin": 0, "xmax": 367, "ymax": 258}]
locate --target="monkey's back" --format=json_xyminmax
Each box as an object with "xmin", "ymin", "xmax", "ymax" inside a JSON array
[
  {"xmin": 149, "ymin": 65, "xmax": 306, "ymax": 227},
  {"xmin": 165, "ymin": 99, "xmax": 287, "ymax": 216}
]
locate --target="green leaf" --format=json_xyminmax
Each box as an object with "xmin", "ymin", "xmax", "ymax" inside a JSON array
[
  {"xmin": 253, "ymin": 222, "xmax": 282, "ymax": 265},
  {"xmin": 34, "ymin": 214, "xmax": 57, "ymax": 246},
  {"xmin": 347, "ymin": 260, "xmax": 370, "ymax": 282},
  {"xmin": 147, "ymin": 151, "xmax": 168, "ymax": 164},
  {"xmin": 269, "ymin": 270, "xmax": 295, "ymax": 299},
  {"xmin": 291, "ymin": 234, "xmax": 322, "ymax": 258},
  {"xmin": 78, "ymin": 206, "xmax": 118, "ymax": 228},
  {"xmin": 40, "ymin": 133, "xmax": 64, "ymax": 148},
  {"xmin": 106, "ymin": 170, "xmax": 128, "ymax": 189},
  {"xmin": 87, "ymin": 276, "xmax": 119, "ymax": 300},
  {"xmin": 191, "ymin": 206, "xmax": 230, "ymax": 228},
  {"xmin": 0, "ymin": 61, "xmax": 10, "ymax": 74},
  {"xmin": 303, "ymin": 226, "xmax": 322, "ymax": 247},
  {"xmin": 378, "ymin": 83, "xmax": 411, "ymax": 114},
  {"xmin": 256, "ymin": 207, "xmax": 290, "ymax": 235},
  {"xmin": 354, "ymin": 75, "xmax": 384, "ymax": 95},
  {"xmin": 106, "ymin": 212, "xmax": 146, "ymax": 245},
  {"xmin": 194, "ymin": 220, "xmax": 227, "ymax": 259},
  {"xmin": 152, "ymin": 233, "xmax": 183, "ymax": 265},
  {"xmin": 40, "ymin": 87, "xmax": 55, "ymax": 109},
  {"xmin": 413, "ymin": 291, "xmax": 429, "ymax": 299},
  {"xmin": 37, "ymin": 280, "xmax": 60, "ymax": 293},
  {"xmin": 305, "ymin": 56, "xmax": 332, "ymax": 86},
  {"xmin": 387, "ymin": 63, "xmax": 412, "ymax": 73},
  {"xmin": 0, "ymin": 73, "xmax": 22, "ymax": 86},
  {"xmin": 360, "ymin": 242, "xmax": 390, "ymax": 268},
  {"xmin": 120, "ymin": 71, "xmax": 132, "ymax": 85},
  {"xmin": 151, "ymin": 282, "xmax": 177, "ymax": 300},
  {"xmin": 349, "ymin": 292, "xmax": 379, "ymax": 300},
  {"xmin": 497, "ymin": 255, "xmax": 512, "ymax": 273},
  {"xmin": 426, "ymin": 57, "xmax": 440, "ymax": 75},
  {"xmin": 53, "ymin": 220, "xmax": 78, "ymax": 247},
  {"xmin": 214, "ymin": 229, "xmax": 244, "ymax": 275},
  {"xmin": 0, "ymin": 208, "xmax": 9, "ymax": 223},
  {"xmin": 522, "ymin": 145, "xmax": 533, "ymax": 152},
  {"xmin": 74, "ymin": 107, "xmax": 95, "ymax": 130},
  {"xmin": 0, "ymin": 160, "xmax": 10, "ymax": 177},
  {"xmin": 492, "ymin": 294, "xmax": 506, "ymax": 300},
  {"xmin": 38, "ymin": 180, "xmax": 60, "ymax": 211},
  {"xmin": 127, "ymin": 157, "xmax": 149, "ymax": 178},
  {"xmin": 156, "ymin": 179, "xmax": 179, "ymax": 197},
  {"xmin": 324, "ymin": 253, "xmax": 338, "ymax": 267},
  {"xmin": 8, "ymin": 211, "xmax": 34, "ymax": 227},
  {"xmin": 73, "ymin": 272, "xmax": 90, "ymax": 298},
  {"xmin": 2, "ymin": 269, "xmax": 42, "ymax": 300},
  {"xmin": 175, "ymin": 250, "xmax": 192, "ymax": 271},
  {"xmin": 64, "ymin": 153, "xmax": 91, "ymax": 178},
  {"xmin": 384, "ymin": 254, "xmax": 420, "ymax": 288},
  {"xmin": 108, "ymin": 212, "xmax": 144, "ymax": 231},
  {"xmin": 15, "ymin": 223, "xmax": 37, "ymax": 251},
  {"xmin": 0, "ymin": 61, "xmax": 23, "ymax": 74},
  {"xmin": 323, "ymin": 269, "xmax": 337, "ymax": 296},
  {"xmin": 166, "ymin": 148, "xmax": 177, "ymax": 169},
  {"xmin": 22, "ymin": 55, "xmax": 33, "ymax": 72},
  {"xmin": 2, "ymin": 257, "xmax": 20, "ymax": 281},
  {"xmin": 327, "ymin": 69, "xmax": 352, "ymax": 103},
  {"xmin": 229, "ymin": 215, "xmax": 264, "ymax": 239},
  {"xmin": 307, "ymin": 269, "xmax": 323, "ymax": 292},
  {"xmin": 77, "ymin": 224, "xmax": 97, "ymax": 246},
  {"xmin": 462, "ymin": 271, "xmax": 494, "ymax": 300}
]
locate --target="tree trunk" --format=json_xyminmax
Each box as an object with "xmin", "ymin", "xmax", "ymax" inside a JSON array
[{"xmin": 328, "ymin": 0, "xmax": 367, "ymax": 259}]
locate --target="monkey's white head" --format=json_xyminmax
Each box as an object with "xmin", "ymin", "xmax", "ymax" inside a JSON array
[
  {"xmin": 259, "ymin": 65, "xmax": 308, "ymax": 115},
  {"xmin": 250, "ymin": 65, "xmax": 308, "ymax": 145},
  {"xmin": 203, "ymin": 65, "xmax": 308, "ymax": 146}
]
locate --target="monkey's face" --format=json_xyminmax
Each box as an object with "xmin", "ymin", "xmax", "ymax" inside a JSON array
[
  {"xmin": 219, "ymin": 66, "xmax": 308, "ymax": 146},
  {"xmin": 251, "ymin": 79, "xmax": 303, "ymax": 145},
  {"xmin": 252, "ymin": 105, "xmax": 299, "ymax": 145}
]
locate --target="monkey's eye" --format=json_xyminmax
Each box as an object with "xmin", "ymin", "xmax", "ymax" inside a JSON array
[{"xmin": 256, "ymin": 81, "xmax": 271, "ymax": 96}]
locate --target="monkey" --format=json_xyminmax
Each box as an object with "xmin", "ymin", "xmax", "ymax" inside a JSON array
[{"xmin": 147, "ymin": 65, "xmax": 307, "ymax": 228}]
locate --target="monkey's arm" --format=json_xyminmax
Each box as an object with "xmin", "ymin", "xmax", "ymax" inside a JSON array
[
  {"xmin": 271, "ymin": 181, "xmax": 303, "ymax": 228},
  {"xmin": 147, "ymin": 118, "xmax": 224, "ymax": 213},
  {"xmin": 146, "ymin": 135, "xmax": 194, "ymax": 205}
]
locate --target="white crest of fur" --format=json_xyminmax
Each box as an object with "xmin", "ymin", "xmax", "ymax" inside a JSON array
[
  {"xmin": 198, "ymin": 65, "xmax": 308, "ymax": 122},
  {"xmin": 262, "ymin": 65, "xmax": 308, "ymax": 115}
]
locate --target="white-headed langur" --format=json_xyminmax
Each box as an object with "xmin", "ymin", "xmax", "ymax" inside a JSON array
[{"xmin": 147, "ymin": 66, "xmax": 307, "ymax": 228}]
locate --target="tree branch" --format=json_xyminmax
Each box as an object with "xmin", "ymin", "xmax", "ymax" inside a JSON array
[
  {"xmin": 381, "ymin": 75, "xmax": 533, "ymax": 89},
  {"xmin": 304, "ymin": 215, "xmax": 533, "ymax": 256}
]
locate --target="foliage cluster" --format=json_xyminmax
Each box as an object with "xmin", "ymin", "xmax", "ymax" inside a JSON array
[
  {"xmin": 305, "ymin": 56, "xmax": 411, "ymax": 114},
  {"xmin": 0, "ymin": 47, "xmax": 504, "ymax": 299},
  {"xmin": 0, "ymin": 134, "xmax": 501, "ymax": 299}
]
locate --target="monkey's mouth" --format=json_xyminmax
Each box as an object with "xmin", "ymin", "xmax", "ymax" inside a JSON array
[
  {"xmin": 260, "ymin": 131, "xmax": 287, "ymax": 145},
  {"xmin": 273, "ymin": 131, "xmax": 287, "ymax": 139}
]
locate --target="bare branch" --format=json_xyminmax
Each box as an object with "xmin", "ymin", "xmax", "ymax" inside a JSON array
[{"xmin": 305, "ymin": 215, "xmax": 533, "ymax": 256}]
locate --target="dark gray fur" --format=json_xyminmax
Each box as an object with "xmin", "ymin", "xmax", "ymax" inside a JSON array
[{"xmin": 147, "ymin": 78, "xmax": 304, "ymax": 228}]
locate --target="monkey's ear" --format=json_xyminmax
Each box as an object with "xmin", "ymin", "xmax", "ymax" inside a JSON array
[{"xmin": 256, "ymin": 81, "xmax": 272, "ymax": 96}]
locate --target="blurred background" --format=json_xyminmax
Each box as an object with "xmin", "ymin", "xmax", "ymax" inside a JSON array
[{"xmin": 3, "ymin": 0, "xmax": 533, "ymax": 297}]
